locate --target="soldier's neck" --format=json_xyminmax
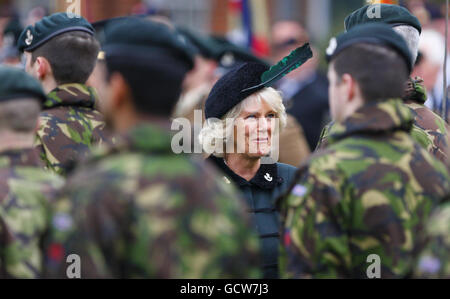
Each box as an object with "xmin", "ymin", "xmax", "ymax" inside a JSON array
[
  {"xmin": 0, "ymin": 131, "xmax": 35, "ymax": 153},
  {"xmin": 41, "ymin": 76, "xmax": 58, "ymax": 94},
  {"xmin": 114, "ymin": 113, "xmax": 170, "ymax": 135}
]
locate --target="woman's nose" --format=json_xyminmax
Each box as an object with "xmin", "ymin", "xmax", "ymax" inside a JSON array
[{"xmin": 257, "ymin": 117, "xmax": 270, "ymax": 132}]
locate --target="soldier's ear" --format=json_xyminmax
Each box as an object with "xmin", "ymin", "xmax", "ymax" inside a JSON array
[
  {"xmin": 35, "ymin": 57, "xmax": 52, "ymax": 80},
  {"xmin": 109, "ymin": 72, "xmax": 132, "ymax": 109},
  {"xmin": 340, "ymin": 73, "xmax": 356, "ymax": 102}
]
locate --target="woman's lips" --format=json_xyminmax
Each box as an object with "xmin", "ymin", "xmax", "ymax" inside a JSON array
[{"xmin": 252, "ymin": 138, "xmax": 269, "ymax": 143}]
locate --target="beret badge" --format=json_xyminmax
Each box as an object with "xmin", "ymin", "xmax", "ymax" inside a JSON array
[
  {"xmin": 25, "ymin": 30, "xmax": 33, "ymax": 46},
  {"xmin": 326, "ymin": 37, "xmax": 337, "ymax": 56}
]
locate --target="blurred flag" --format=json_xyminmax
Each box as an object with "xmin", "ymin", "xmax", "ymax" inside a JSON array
[{"xmin": 227, "ymin": 0, "xmax": 270, "ymax": 57}]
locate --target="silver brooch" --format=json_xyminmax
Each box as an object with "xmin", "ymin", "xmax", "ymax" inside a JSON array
[{"xmin": 264, "ymin": 173, "xmax": 273, "ymax": 182}]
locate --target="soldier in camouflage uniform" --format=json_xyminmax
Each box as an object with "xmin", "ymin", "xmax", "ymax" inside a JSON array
[
  {"xmin": 278, "ymin": 24, "xmax": 450, "ymax": 279},
  {"xmin": 43, "ymin": 18, "xmax": 260, "ymax": 279},
  {"xmin": 317, "ymin": 4, "xmax": 450, "ymax": 164},
  {"xmin": 414, "ymin": 201, "xmax": 450, "ymax": 279},
  {"xmin": 0, "ymin": 67, "xmax": 64, "ymax": 278},
  {"xmin": 18, "ymin": 13, "xmax": 110, "ymax": 176}
]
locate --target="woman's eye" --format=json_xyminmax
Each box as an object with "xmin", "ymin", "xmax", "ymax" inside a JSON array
[
  {"xmin": 267, "ymin": 113, "xmax": 276, "ymax": 118},
  {"xmin": 246, "ymin": 115, "xmax": 256, "ymax": 119}
]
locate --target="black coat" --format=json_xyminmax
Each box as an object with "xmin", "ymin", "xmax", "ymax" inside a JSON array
[{"xmin": 208, "ymin": 156, "xmax": 297, "ymax": 279}]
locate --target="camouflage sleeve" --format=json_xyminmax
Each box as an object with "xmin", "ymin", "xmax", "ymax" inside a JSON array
[
  {"xmin": 280, "ymin": 161, "xmax": 351, "ymax": 279},
  {"xmin": 44, "ymin": 159, "xmax": 261, "ymax": 279},
  {"xmin": 0, "ymin": 171, "xmax": 63, "ymax": 279},
  {"xmin": 415, "ymin": 202, "xmax": 450, "ymax": 278},
  {"xmin": 410, "ymin": 125, "xmax": 434, "ymax": 153}
]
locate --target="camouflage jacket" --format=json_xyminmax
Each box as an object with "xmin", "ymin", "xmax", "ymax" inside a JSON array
[
  {"xmin": 0, "ymin": 149, "xmax": 63, "ymax": 278},
  {"xmin": 414, "ymin": 200, "xmax": 450, "ymax": 278},
  {"xmin": 44, "ymin": 123, "xmax": 261, "ymax": 279},
  {"xmin": 35, "ymin": 84, "xmax": 110, "ymax": 176},
  {"xmin": 316, "ymin": 78, "xmax": 450, "ymax": 165},
  {"xmin": 279, "ymin": 99, "xmax": 450, "ymax": 279}
]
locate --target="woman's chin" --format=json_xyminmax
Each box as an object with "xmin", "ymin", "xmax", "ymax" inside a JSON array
[{"xmin": 246, "ymin": 148, "xmax": 271, "ymax": 158}]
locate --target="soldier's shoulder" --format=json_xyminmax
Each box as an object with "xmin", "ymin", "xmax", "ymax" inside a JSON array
[
  {"xmin": 40, "ymin": 106, "xmax": 105, "ymax": 125},
  {"xmin": 409, "ymin": 104, "xmax": 450, "ymax": 133},
  {"xmin": 68, "ymin": 151, "xmax": 203, "ymax": 191}
]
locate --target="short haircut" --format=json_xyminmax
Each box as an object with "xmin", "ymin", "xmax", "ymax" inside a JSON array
[
  {"xmin": 393, "ymin": 25, "xmax": 420, "ymax": 65},
  {"xmin": 0, "ymin": 99, "xmax": 40, "ymax": 133},
  {"xmin": 31, "ymin": 31, "xmax": 100, "ymax": 85},
  {"xmin": 332, "ymin": 43, "xmax": 409, "ymax": 102},
  {"xmin": 106, "ymin": 59, "xmax": 190, "ymax": 117}
]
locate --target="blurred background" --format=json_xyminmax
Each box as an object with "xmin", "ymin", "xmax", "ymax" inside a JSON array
[{"xmin": 0, "ymin": 0, "xmax": 448, "ymax": 151}]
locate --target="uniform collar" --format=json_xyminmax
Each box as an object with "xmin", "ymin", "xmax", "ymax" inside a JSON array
[
  {"xmin": 45, "ymin": 83, "xmax": 98, "ymax": 110},
  {"xmin": 208, "ymin": 155, "xmax": 283, "ymax": 190},
  {"xmin": 0, "ymin": 148, "xmax": 43, "ymax": 168},
  {"xmin": 328, "ymin": 98, "xmax": 414, "ymax": 145}
]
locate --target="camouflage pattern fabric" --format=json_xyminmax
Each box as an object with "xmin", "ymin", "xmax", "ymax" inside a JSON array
[
  {"xmin": 279, "ymin": 99, "xmax": 450, "ymax": 279},
  {"xmin": 404, "ymin": 77, "xmax": 450, "ymax": 164},
  {"xmin": 35, "ymin": 84, "xmax": 111, "ymax": 176},
  {"xmin": 316, "ymin": 78, "xmax": 450, "ymax": 165},
  {"xmin": 0, "ymin": 149, "xmax": 63, "ymax": 278},
  {"xmin": 44, "ymin": 123, "xmax": 261, "ymax": 279},
  {"xmin": 415, "ymin": 201, "xmax": 450, "ymax": 278}
]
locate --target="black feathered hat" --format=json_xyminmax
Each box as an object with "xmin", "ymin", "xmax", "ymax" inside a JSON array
[{"xmin": 205, "ymin": 43, "xmax": 313, "ymax": 120}]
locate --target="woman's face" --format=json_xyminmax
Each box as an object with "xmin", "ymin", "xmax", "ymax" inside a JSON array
[{"xmin": 233, "ymin": 99, "xmax": 278, "ymax": 158}]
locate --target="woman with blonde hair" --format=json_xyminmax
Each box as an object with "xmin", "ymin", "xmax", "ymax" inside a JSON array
[{"xmin": 200, "ymin": 45, "xmax": 312, "ymax": 278}]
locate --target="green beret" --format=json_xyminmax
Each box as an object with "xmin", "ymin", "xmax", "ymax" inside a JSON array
[
  {"xmin": 345, "ymin": 4, "xmax": 422, "ymax": 34},
  {"xmin": 18, "ymin": 12, "xmax": 95, "ymax": 52},
  {"xmin": 3, "ymin": 18, "xmax": 23, "ymax": 47},
  {"xmin": 326, "ymin": 23, "xmax": 413, "ymax": 73},
  {"xmin": 211, "ymin": 36, "xmax": 270, "ymax": 70},
  {"xmin": 0, "ymin": 66, "xmax": 46, "ymax": 103},
  {"xmin": 92, "ymin": 16, "xmax": 132, "ymax": 48},
  {"xmin": 103, "ymin": 18, "xmax": 194, "ymax": 70},
  {"xmin": 176, "ymin": 27, "xmax": 222, "ymax": 60}
]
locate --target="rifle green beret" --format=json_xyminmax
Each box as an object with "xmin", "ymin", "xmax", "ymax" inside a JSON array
[
  {"xmin": 345, "ymin": 4, "xmax": 422, "ymax": 34},
  {"xmin": 0, "ymin": 66, "xmax": 46, "ymax": 103},
  {"xmin": 326, "ymin": 23, "xmax": 413, "ymax": 73},
  {"xmin": 176, "ymin": 27, "xmax": 222, "ymax": 60},
  {"xmin": 211, "ymin": 36, "xmax": 270, "ymax": 70},
  {"xmin": 102, "ymin": 17, "xmax": 194, "ymax": 71},
  {"xmin": 18, "ymin": 12, "xmax": 95, "ymax": 52}
]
